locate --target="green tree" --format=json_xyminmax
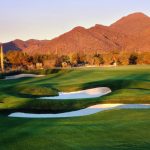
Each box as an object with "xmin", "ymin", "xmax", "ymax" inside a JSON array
[{"xmin": 129, "ymin": 53, "xmax": 138, "ymax": 65}]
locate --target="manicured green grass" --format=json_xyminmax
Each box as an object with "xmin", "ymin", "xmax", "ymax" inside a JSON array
[
  {"xmin": 0, "ymin": 65, "xmax": 150, "ymax": 150},
  {"xmin": 0, "ymin": 65, "xmax": 150, "ymax": 113},
  {"xmin": 0, "ymin": 109, "xmax": 150, "ymax": 150}
]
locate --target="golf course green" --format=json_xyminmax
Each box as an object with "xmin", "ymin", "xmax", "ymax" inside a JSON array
[{"xmin": 0, "ymin": 65, "xmax": 150, "ymax": 149}]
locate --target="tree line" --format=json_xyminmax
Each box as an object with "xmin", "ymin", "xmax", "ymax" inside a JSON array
[{"xmin": 0, "ymin": 50, "xmax": 150, "ymax": 71}]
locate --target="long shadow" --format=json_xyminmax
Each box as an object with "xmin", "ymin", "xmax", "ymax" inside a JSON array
[
  {"xmin": 73, "ymin": 79, "xmax": 135, "ymax": 91},
  {"xmin": 1, "ymin": 83, "xmax": 59, "ymax": 99},
  {"xmin": 24, "ymin": 69, "xmax": 74, "ymax": 85},
  {"xmin": 124, "ymin": 73, "xmax": 150, "ymax": 82},
  {"xmin": 128, "ymin": 88, "xmax": 150, "ymax": 91}
]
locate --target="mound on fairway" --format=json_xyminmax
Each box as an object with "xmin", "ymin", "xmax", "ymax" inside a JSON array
[
  {"xmin": 8, "ymin": 104, "xmax": 150, "ymax": 118},
  {"xmin": 17, "ymin": 86, "xmax": 58, "ymax": 97},
  {"xmin": 39, "ymin": 87, "xmax": 111, "ymax": 100},
  {"xmin": 5, "ymin": 74, "xmax": 45, "ymax": 80}
]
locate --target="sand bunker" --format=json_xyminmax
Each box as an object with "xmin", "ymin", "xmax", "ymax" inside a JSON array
[
  {"xmin": 39, "ymin": 87, "xmax": 112, "ymax": 100},
  {"xmin": 9, "ymin": 104, "xmax": 150, "ymax": 118},
  {"xmin": 5, "ymin": 74, "xmax": 45, "ymax": 80}
]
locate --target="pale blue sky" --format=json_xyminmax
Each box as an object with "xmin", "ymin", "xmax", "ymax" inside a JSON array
[{"xmin": 0, "ymin": 0, "xmax": 150, "ymax": 42}]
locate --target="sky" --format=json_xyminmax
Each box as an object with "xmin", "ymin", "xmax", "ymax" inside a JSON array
[{"xmin": 0, "ymin": 0, "xmax": 150, "ymax": 42}]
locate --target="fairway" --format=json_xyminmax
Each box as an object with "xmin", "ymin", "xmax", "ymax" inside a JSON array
[
  {"xmin": 1, "ymin": 110, "xmax": 150, "ymax": 150},
  {"xmin": 0, "ymin": 65, "xmax": 150, "ymax": 113},
  {"xmin": 0, "ymin": 65, "xmax": 150, "ymax": 149}
]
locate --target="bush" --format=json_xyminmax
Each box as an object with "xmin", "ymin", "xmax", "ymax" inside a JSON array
[{"xmin": 129, "ymin": 53, "xmax": 138, "ymax": 65}]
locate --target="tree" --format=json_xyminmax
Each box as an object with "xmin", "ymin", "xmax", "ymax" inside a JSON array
[
  {"xmin": 55, "ymin": 55, "xmax": 70, "ymax": 67},
  {"xmin": 6, "ymin": 51, "xmax": 29, "ymax": 69},
  {"xmin": 93, "ymin": 54, "xmax": 104, "ymax": 66},
  {"xmin": 129, "ymin": 53, "xmax": 138, "ymax": 65}
]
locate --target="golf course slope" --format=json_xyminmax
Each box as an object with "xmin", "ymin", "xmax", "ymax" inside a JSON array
[{"xmin": 0, "ymin": 65, "xmax": 150, "ymax": 150}]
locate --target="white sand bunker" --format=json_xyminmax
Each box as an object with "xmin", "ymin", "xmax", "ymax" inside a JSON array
[
  {"xmin": 39, "ymin": 87, "xmax": 112, "ymax": 100},
  {"xmin": 5, "ymin": 74, "xmax": 45, "ymax": 80},
  {"xmin": 9, "ymin": 104, "xmax": 150, "ymax": 118}
]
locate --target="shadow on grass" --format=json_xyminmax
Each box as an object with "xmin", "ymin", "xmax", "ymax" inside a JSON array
[
  {"xmin": 24, "ymin": 69, "xmax": 74, "ymax": 85},
  {"xmin": 0, "ymin": 72, "xmax": 149, "ymax": 115}
]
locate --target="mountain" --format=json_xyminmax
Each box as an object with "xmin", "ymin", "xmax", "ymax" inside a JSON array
[
  {"xmin": 2, "ymin": 12, "xmax": 150, "ymax": 54},
  {"xmin": 110, "ymin": 13, "xmax": 150, "ymax": 36},
  {"xmin": 3, "ymin": 39, "xmax": 49, "ymax": 54}
]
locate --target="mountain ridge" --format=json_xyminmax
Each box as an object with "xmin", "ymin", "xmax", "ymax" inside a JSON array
[{"xmin": 2, "ymin": 12, "xmax": 150, "ymax": 54}]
